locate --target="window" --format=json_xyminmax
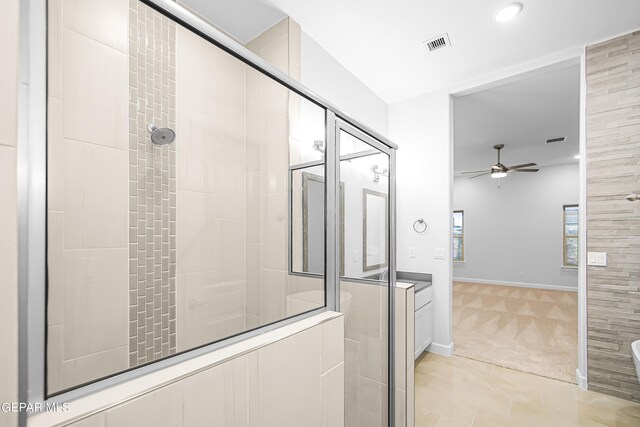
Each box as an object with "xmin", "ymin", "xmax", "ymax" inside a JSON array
[
  {"xmin": 563, "ymin": 205, "xmax": 579, "ymax": 267},
  {"xmin": 453, "ymin": 210, "xmax": 464, "ymax": 262}
]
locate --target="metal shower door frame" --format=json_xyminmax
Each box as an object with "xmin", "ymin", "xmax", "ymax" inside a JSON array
[{"xmin": 334, "ymin": 118, "xmax": 397, "ymax": 427}]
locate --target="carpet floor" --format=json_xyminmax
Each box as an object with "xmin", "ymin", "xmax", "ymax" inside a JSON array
[{"xmin": 453, "ymin": 281, "xmax": 578, "ymax": 383}]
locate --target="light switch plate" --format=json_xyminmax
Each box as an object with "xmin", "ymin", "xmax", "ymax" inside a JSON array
[
  {"xmin": 587, "ymin": 251, "xmax": 607, "ymax": 267},
  {"xmin": 409, "ymin": 247, "xmax": 416, "ymax": 258},
  {"xmin": 434, "ymin": 248, "xmax": 445, "ymax": 260}
]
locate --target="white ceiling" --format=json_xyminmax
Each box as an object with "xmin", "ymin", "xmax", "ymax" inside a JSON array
[
  {"xmin": 261, "ymin": 0, "xmax": 640, "ymax": 103},
  {"xmin": 453, "ymin": 63, "xmax": 580, "ymax": 174},
  {"xmin": 179, "ymin": 0, "xmax": 285, "ymax": 44}
]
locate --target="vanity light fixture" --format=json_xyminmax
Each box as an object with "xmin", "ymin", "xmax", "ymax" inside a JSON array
[
  {"xmin": 371, "ymin": 164, "xmax": 389, "ymax": 183},
  {"xmin": 494, "ymin": 2, "xmax": 523, "ymax": 22},
  {"xmin": 313, "ymin": 139, "xmax": 325, "ymax": 153}
]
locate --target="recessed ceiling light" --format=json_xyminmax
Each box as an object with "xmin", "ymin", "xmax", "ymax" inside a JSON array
[
  {"xmin": 573, "ymin": 154, "xmax": 580, "ymax": 159},
  {"xmin": 494, "ymin": 3, "xmax": 523, "ymax": 22}
]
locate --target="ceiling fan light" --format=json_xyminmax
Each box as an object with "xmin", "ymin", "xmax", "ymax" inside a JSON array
[{"xmin": 491, "ymin": 170, "xmax": 507, "ymax": 179}]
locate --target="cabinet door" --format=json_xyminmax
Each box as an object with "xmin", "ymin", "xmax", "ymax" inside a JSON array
[
  {"xmin": 424, "ymin": 302, "xmax": 433, "ymax": 348},
  {"xmin": 415, "ymin": 304, "xmax": 428, "ymax": 358}
]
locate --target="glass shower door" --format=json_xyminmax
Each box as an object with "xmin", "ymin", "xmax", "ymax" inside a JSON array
[{"xmin": 337, "ymin": 122, "xmax": 393, "ymax": 427}]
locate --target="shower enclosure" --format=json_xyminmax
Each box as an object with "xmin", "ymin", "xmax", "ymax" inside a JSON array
[{"xmin": 38, "ymin": 0, "xmax": 397, "ymax": 424}]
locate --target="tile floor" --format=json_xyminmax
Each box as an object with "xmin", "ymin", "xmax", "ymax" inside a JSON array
[{"xmin": 415, "ymin": 353, "xmax": 640, "ymax": 427}]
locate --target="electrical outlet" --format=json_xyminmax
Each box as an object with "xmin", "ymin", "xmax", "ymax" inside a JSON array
[
  {"xmin": 409, "ymin": 247, "xmax": 416, "ymax": 258},
  {"xmin": 353, "ymin": 250, "xmax": 358, "ymax": 262},
  {"xmin": 587, "ymin": 252, "xmax": 607, "ymax": 267}
]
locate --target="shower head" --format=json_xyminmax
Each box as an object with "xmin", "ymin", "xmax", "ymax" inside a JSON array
[{"xmin": 147, "ymin": 124, "xmax": 176, "ymax": 146}]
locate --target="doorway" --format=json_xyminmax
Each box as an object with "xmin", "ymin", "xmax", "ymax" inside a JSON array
[{"xmin": 450, "ymin": 62, "xmax": 581, "ymax": 383}]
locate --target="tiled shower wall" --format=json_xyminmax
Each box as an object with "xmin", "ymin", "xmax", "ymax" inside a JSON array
[
  {"xmin": 245, "ymin": 18, "xmax": 324, "ymax": 327},
  {"xmin": 47, "ymin": 0, "xmax": 130, "ymax": 393},
  {"xmin": 174, "ymin": 23, "xmax": 247, "ymax": 351},
  {"xmin": 128, "ymin": 1, "xmax": 177, "ymax": 367},
  {"xmin": 586, "ymin": 30, "xmax": 640, "ymax": 401}
]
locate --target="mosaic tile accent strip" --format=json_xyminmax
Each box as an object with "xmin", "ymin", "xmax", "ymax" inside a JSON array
[{"xmin": 128, "ymin": 0, "xmax": 177, "ymax": 367}]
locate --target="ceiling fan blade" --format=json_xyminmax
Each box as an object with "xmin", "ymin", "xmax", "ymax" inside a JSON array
[
  {"xmin": 507, "ymin": 163, "xmax": 537, "ymax": 170},
  {"xmin": 467, "ymin": 172, "xmax": 490, "ymax": 179},
  {"xmin": 511, "ymin": 168, "xmax": 539, "ymax": 172},
  {"xmin": 461, "ymin": 170, "xmax": 489, "ymax": 174}
]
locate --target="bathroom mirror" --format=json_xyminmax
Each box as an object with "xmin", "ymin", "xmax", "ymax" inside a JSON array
[
  {"xmin": 290, "ymin": 169, "xmax": 345, "ymax": 276},
  {"xmin": 363, "ymin": 189, "xmax": 389, "ymax": 271}
]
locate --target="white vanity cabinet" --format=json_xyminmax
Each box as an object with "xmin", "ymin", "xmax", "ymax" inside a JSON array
[{"xmin": 414, "ymin": 284, "xmax": 433, "ymax": 359}]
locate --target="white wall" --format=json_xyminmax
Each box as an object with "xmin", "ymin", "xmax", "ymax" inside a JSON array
[
  {"xmin": 0, "ymin": 0, "xmax": 19, "ymax": 425},
  {"xmin": 389, "ymin": 91, "xmax": 453, "ymax": 355},
  {"xmin": 301, "ymin": 32, "xmax": 388, "ymax": 136},
  {"xmin": 453, "ymin": 163, "xmax": 579, "ymax": 289}
]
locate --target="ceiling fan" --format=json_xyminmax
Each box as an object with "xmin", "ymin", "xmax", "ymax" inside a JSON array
[{"xmin": 461, "ymin": 144, "xmax": 539, "ymax": 179}]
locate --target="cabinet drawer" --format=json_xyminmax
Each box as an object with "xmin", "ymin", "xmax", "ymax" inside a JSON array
[{"xmin": 415, "ymin": 285, "xmax": 432, "ymax": 310}]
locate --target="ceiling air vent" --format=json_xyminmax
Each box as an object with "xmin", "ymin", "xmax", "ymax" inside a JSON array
[
  {"xmin": 546, "ymin": 137, "xmax": 566, "ymax": 144},
  {"xmin": 423, "ymin": 33, "xmax": 451, "ymax": 52}
]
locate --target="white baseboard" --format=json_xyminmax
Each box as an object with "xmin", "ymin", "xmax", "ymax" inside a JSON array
[
  {"xmin": 428, "ymin": 342, "xmax": 454, "ymax": 357},
  {"xmin": 576, "ymin": 368, "xmax": 588, "ymax": 389},
  {"xmin": 453, "ymin": 277, "xmax": 577, "ymax": 292}
]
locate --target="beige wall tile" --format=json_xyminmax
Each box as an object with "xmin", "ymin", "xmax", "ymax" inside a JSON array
[
  {"xmin": 218, "ymin": 55, "xmax": 246, "ymax": 149},
  {"xmin": 34, "ymin": 315, "xmax": 345, "ymax": 427},
  {"xmin": 176, "ymin": 271, "xmax": 216, "ymax": 351},
  {"xmin": 63, "ymin": 0, "xmax": 128, "ymax": 54},
  {"xmin": 47, "ymin": 212, "xmax": 64, "ymax": 326},
  {"xmin": 62, "ymin": 346, "xmax": 128, "ymax": 390},
  {"xmin": 61, "ymin": 139, "xmax": 128, "ymax": 249},
  {"xmin": 47, "ymin": 97, "xmax": 64, "ymax": 211},
  {"xmin": 259, "ymin": 269, "xmax": 286, "ymax": 324},
  {"xmin": 256, "ymin": 325, "xmax": 322, "ymax": 426},
  {"xmin": 260, "ymin": 114, "xmax": 289, "ymax": 195},
  {"xmin": 105, "ymin": 382, "xmax": 183, "ymax": 427},
  {"xmin": 245, "ymin": 243, "xmax": 261, "ymax": 317},
  {"xmin": 47, "ymin": 325, "xmax": 64, "ymax": 394},
  {"xmin": 68, "ymin": 413, "xmax": 106, "ymax": 427},
  {"xmin": 322, "ymin": 315, "xmax": 345, "ymax": 374},
  {"xmin": 0, "ymin": 0, "xmax": 18, "ymax": 149},
  {"xmin": 244, "ymin": 98, "xmax": 263, "ymax": 148},
  {"xmin": 176, "ymin": 105, "xmax": 218, "ymax": 193},
  {"xmin": 211, "ymin": 280, "xmax": 246, "ymax": 339},
  {"xmin": 245, "ymin": 172, "xmax": 261, "ymax": 243},
  {"xmin": 176, "ymin": 27, "xmax": 217, "ymax": 115},
  {"xmin": 82, "ymin": 144, "xmax": 128, "ymax": 248},
  {"xmin": 63, "ymin": 29, "xmax": 128, "ymax": 150},
  {"xmin": 47, "ymin": 0, "xmax": 64, "ymax": 99},
  {"xmin": 216, "ymin": 144, "xmax": 246, "ymax": 220},
  {"xmin": 322, "ymin": 363, "xmax": 345, "ymax": 427},
  {"xmin": 213, "ymin": 219, "xmax": 245, "ymax": 282},
  {"xmin": 60, "ymin": 138, "xmax": 84, "ymax": 247},
  {"xmin": 63, "ymin": 248, "xmax": 128, "ymax": 360},
  {"xmin": 395, "ymin": 389, "xmax": 406, "ymax": 427},
  {"xmin": 260, "ymin": 193, "xmax": 288, "ymax": 271},
  {"xmin": 176, "ymin": 189, "xmax": 216, "ymax": 274},
  {"xmin": 357, "ymin": 377, "xmax": 388, "ymax": 427},
  {"xmin": 182, "ymin": 355, "xmax": 249, "ymax": 426},
  {"xmin": 344, "ymin": 338, "xmax": 359, "ymax": 426},
  {"xmin": 0, "ymin": 145, "xmax": 18, "ymax": 427}
]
